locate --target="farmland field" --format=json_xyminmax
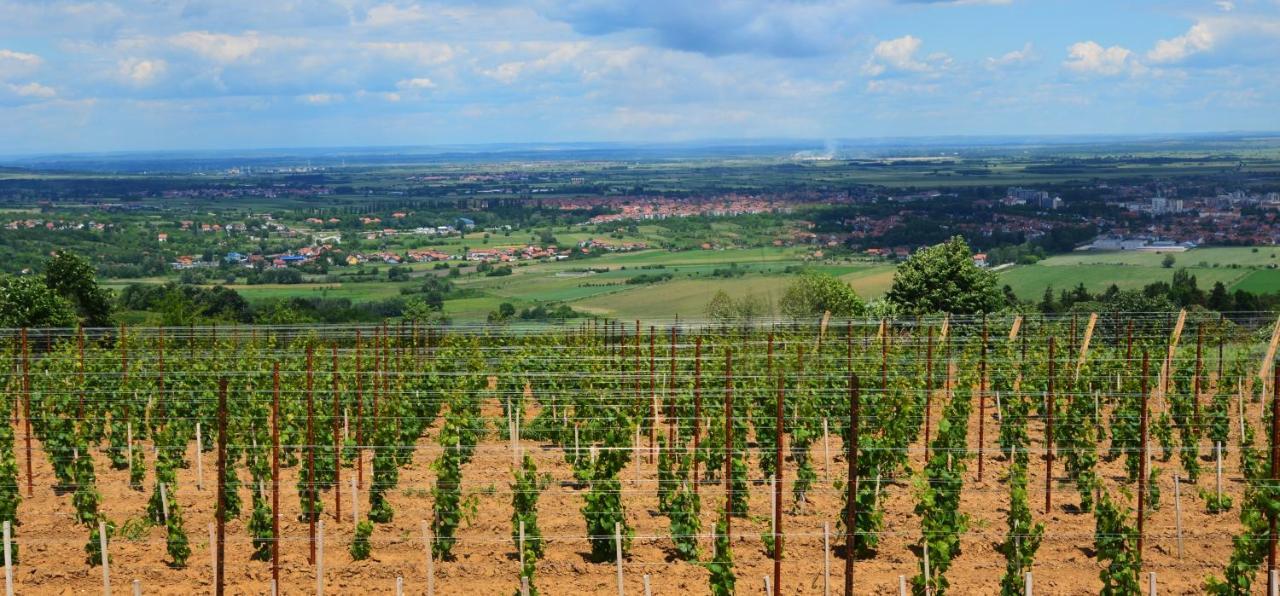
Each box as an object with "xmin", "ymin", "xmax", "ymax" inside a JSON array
[{"xmin": 2, "ymin": 314, "xmax": 1276, "ymax": 594}]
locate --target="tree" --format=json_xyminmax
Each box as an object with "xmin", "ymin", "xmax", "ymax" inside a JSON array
[
  {"xmin": 1208, "ymin": 282, "xmax": 1232, "ymax": 312},
  {"xmin": 886, "ymin": 236, "xmax": 1003, "ymax": 315},
  {"xmin": 778, "ymin": 272, "xmax": 865, "ymax": 320},
  {"xmin": 44, "ymin": 251, "xmax": 114, "ymax": 327},
  {"xmin": 705, "ymin": 290, "xmax": 735, "ymax": 327},
  {"xmin": 1161, "ymin": 254, "xmax": 1176, "ymax": 268},
  {"xmin": 0, "ymin": 275, "xmax": 76, "ymax": 328}
]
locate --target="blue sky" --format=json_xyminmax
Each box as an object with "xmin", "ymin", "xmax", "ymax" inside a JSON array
[{"xmin": 0, "ymin": 0, "xmax": 1277, "ymax": 154}]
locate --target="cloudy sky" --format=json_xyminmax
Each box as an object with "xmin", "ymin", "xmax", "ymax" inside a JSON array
[{"xmin": 1, "ymin": 0, "xmax": 1277, "ymax": 154}]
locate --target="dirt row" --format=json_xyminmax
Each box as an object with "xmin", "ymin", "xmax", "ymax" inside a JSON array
[{"xmin": 11, "ymin": 385, "xmax": 1264, "ymax": 595}]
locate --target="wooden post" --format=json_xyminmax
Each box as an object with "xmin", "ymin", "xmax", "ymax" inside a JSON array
[
  {"xmin": 272, "ymin": 363, "xmax": 281, "ymax": 589},
  {"xmin": 774, "ymin": 374, "xmax": 784, "ymax": 596},
  {"xmin": 351, "ymin": 478, "xmax": 359, "ymax": 524},
  {"xmin": 978, "ymin": 315, "xmax": 988, "ymax": 482},
  {"xmin": 1139, "ymin": 352, "xmax": 1150, "ymax": 562},
  {"xmin": 196, "ymin": 422, "xmax": 204, "ymax": 491},
  {"xmin": 823, "ymin": 417, "xmax": 831, "ymax": 481},
  {"xmin": 693, "ymin": 336, "xmax": 702, "ymax": 497},
  {"xmin": 649, "ymin": 327, "xmax": 656, "ymax": 463},
  {"xmin": 822, "ymin": 522, "xmax": 831, "ymax": 596},
  {"xmin": 306, "ymin": 346, "xmax": 317, "ymax": 564},
  {"xmin": 725, "ymin": 348, "xmax": 734, "ymax": 528},
  {"xmin": 924, "ymin": 328, "xmax": 934, "ymax": 456},
  {"xmin": 422, "ymin": 521, "xmax": 435, "ymax": 596},
  {"xmin": 615, "ymin": 522, "xmax": 625, "ymax": 596},
  {"xmin": 100, "ymin": 519, "xmax": 111, "ymax": 596},
  {"xmin": 845, "ymin": 372, "xmax": 860, "ymax": 596},
  {"xmin": 20, "ymin": 329, "xmax": 31, "ymax": 498},
  {"xmin": 355, "ymin": 330, "xmax": 364, "ymax": 490},
  {"xmin": 1045, "ymin": 337, "xmax": 1055, "ymax": 514},
  {"xmin": 332, "ymin": 345, "xmax": 341, "ymax": 522},
  {"xmin": 216, "ymin": 378, "xmax": 228, "ymax": 596},
  {"xmin": 1270, "ymin": 361, "xmax": 1280, "ymax": 591},
  {"xmin": 3, "ymin": 520, "xmax": 12, "ymax": 596},
  {"xmin": 315, "ymin": 520, "xmax": 325, "ymax": 596},
  {"xmin": 208, "ymin": 524, "xmax": 217, "ymax": 592}
]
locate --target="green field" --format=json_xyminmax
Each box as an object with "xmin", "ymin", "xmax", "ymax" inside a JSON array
[
  {"xmin": 102, "ymin": 245, "xmax": 1280, "ymax": 323},
  {"xmin": 998, "ymin": 247, "xmax": 1280, "ymax": 299}
]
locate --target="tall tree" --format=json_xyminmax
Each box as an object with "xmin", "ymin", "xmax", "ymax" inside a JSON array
[
  {"xmin": 44, "ymin": 251, "xmax": 114, "ymax": 327},
  {"xmin": 886, "ymin": 236, "xmax": 1004, "ymax": 315}
]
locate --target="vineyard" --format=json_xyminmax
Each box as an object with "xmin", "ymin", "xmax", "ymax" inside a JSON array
[{"xmin": 3, "ymin": 313, "xmax": 1280, "ymax": 595}]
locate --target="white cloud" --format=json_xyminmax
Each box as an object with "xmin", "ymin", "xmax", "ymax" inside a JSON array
[
  {"xmin": 361, "ymin": 42, "xmax": 457, "ymax": 66},
  {"xmin": 300, "ymin": 93, "xmax": 341, "ymax": 105},
  {"xmin": 171, "ymin": 31, "xmax": 264, "ymax": 63},
  {"xmin": 863, "ymin": 35, "xmax": 949, "ymax": 76},
  {"xmin": 396, "ymin": 77, "xmax": 436, "ymax": 90},
  {"xmin": 1064, "ymin": 41, "xmax": 1141, "ymax": 76},
  {"xmin": 0, "ymin": 49, "xmax": 42, "ymax": 79},
  {"xmin": 1145, "ymin": 17, "xmax": 1280, "ymax": 66},
  {"xmin": 1147, "ymin": 23, "xmax": 1215, "ymax": 64},
  {"xmin": 117, "ymin": 58, "xmax": 166, "ymax": 85},
  {"xmin": 985, "ymin": 42, "xmax": 1037, "ymax": 70},
  {"xmin": 361, "ymin": 4, "xmax": 431, "ymax": 28},
  {"xmin": 7, "ymin": 82, "xmax": 56, "ymax": 99},
  {"xmin": 1215, "ymin": 1, "xmax": 1234, "ymax": 12}
]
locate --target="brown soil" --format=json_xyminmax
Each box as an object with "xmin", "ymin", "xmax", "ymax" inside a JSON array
[{"xmin": 12, "ymin": 389, "xmax": 1257, "ymax": 595}]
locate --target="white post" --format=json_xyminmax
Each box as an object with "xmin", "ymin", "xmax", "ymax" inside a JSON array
[
  {"xmin": 208, "ymin": 524, "xmax": 216, "ymax": 584},
  {"xmin": 822, "ymin": 418, "xmax": 830, "ymax": 480},
  {"xmin": 995, "ymin": 391, "xmax": 1003, "ymax": 422},
  {"xmin": 615, "ymin": 522, "xmax": 625, "ymax": 596},
  {"xmin": 1148, "ymin": 571, "xmax": 1156, "ymax": 596},
  {"xmin": 1271, "ymin": 569, "xmax": 1279, "ymax": 596},
  {"xmin": 270, "ymin": 579, "xmax": 277, "ymax": 596},
  {"xmin": 898, "ymin": 575, "xmax": 907, "ymax": 596},
  {"xmin": 160, "ymin": 483, "xmax": 170, "ymax": 522},
  {"xmin": 132, "ymin": 579, "xmax": 141, "ymax": 596},
  {"xmin": 633, "ymin": 427, "xmax": 640, "ymax": 484},
  {"xmin": 316, "ymin": 520, "xmax": 325, "ymax": 596},
  {"xmin": 643, "ymin": 574, "xmax": 652, "ymax": 596},
  {"xmin": 1240, "ymin": 390, "xmax": 1247, "ymax": 440},
  {"xmin": 769, "ymin": 476, "xmax": 776, "ymax": 539},
  {"xmin": 351, "ymin": 478, "xmax": 359, "ymax": 525},
  {"xmin": 99, "ymin": 520, "xmax": 111, "ymax": 596},
  {"xmin": 519, "ymin": 520, "xmax": 526, "ymax": 569},
  {"xmin": 3, "ymin": 521, "xmax": 11, "ymax": 596},
  {"xmin": 422, "ymin": 521, "xmax": 435, "ymax": 596},
  {"xmin": 1024, "ymin": 572, "xmax": 1032, "ymax": 596},
  {"xmin": 196, "ymin": 422, "xmax": 204, "ymax": 491},
  {"xmin": 763, "ymin": 575, "xmax": 772, "ymax": 595},
  {"xmin": 126, "ymin": 423, "xmax": 133, "ymax": 470},
  {"xmin": 395, "ymin": 576, "xmax": 404, "ymax": 596},
  {"xmin": 822, "ymin": 522, "xmax": 831, "ymax": 596},
  {"xmin": 1217, "ymin": 442, "xmax": 1224, "ymax": 500},
  {"xmin": 343, "ymin": 408, "xmax": 349, "ymax": 443},
  {"xmin": 521, "ymin": 577, "xmax": 530, "ymax": 596},
  {"xmin": 1174, "ymin": 476, "xmax": 1183, "ymax": 558}
]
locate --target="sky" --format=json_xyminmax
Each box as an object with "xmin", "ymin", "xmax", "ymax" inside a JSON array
[{"xmin": 0, "ymin": 0, "xmax": 1278, "ymax": 154}]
